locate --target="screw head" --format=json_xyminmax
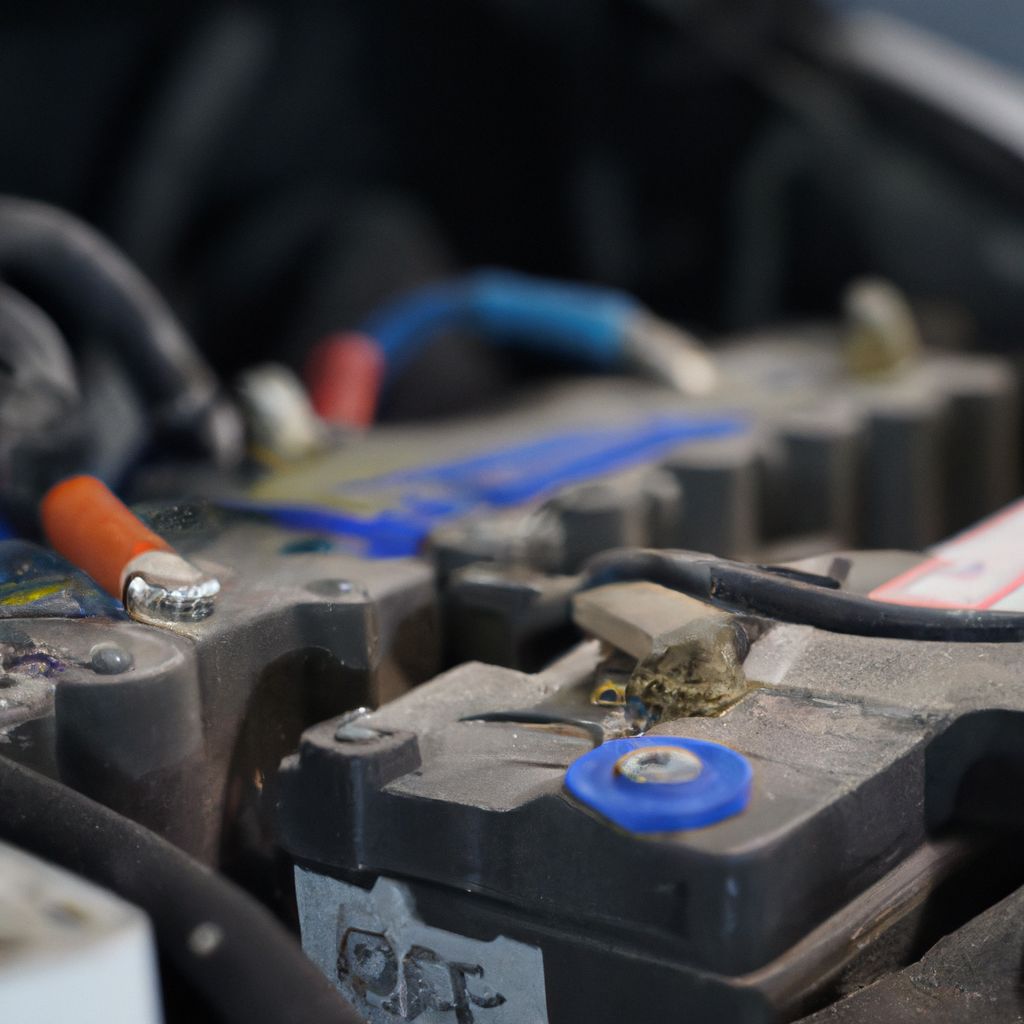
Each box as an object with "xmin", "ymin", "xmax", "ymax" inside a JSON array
[
  {"xmin": 89, "ymin": 643, "xmax": 134, "ymax": 675},
  {"xmin": 615, "ymin": 744, "xmax": 703, "ymax": 784}
]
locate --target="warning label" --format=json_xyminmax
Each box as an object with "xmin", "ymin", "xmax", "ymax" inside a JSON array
[{"xmin": 871, "ymin": 498, "xmax": 1024, "ymax": 611}]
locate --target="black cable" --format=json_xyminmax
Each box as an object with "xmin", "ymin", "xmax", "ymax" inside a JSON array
[
  {"xmin": 0, "ymin": 756, "xmax": 364, "ymax": 1024},
  {"xmin": 0, "ymin": 197, "xmax": 242, "ymax": 467},
  {"xmin": 0, "ymin": 283, "xmax": 88, "ymax": 526},
  {"xmin": 0, "ymin": 280, "xmax": 78, "ymax": 407},
  {"xmin": 582, "ymin": 548, "xmax": 1024, "ymax": 642}
]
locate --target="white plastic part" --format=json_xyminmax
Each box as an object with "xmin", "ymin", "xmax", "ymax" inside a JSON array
[{"xmin": 0, "ymin": 840, "xmax": 163, "ymax": 1024}]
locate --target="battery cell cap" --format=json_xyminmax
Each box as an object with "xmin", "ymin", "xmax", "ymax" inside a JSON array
[
  {"xmin": 40, "ymin": 476, "xmax": 171, "ymax": 599},
  {"xmin": 565, "ymin": 736, "xmax": 752, "ymax": 833}
]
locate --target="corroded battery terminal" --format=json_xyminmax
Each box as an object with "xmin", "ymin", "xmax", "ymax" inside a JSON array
[{"xmin": 40, "ymin": 475, "xmax": 219, "ymax": 624}]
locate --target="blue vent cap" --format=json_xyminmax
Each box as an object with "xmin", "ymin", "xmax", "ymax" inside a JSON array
[{"xmin": 565, "ymin": 736, "xmax": 752, "ymax": 834}]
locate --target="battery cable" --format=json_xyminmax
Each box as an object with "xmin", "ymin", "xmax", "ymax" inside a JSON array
[{"xmin": 581, "ymin": 548, "xmax": 1024, "ymax": 643}]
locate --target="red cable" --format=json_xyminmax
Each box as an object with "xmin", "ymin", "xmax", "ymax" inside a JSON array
[{"xmin": 305, "ymin": 332, "xmax": 385, "ymax": 428}]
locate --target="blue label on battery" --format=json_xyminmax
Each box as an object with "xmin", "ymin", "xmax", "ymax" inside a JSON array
[
  {"xmin": 0, "ymin": 541, "xmax": 126, "ymax": 619},
  {"xmin": 233, "ymin": 414, "xmax": 746, "ymax": 557}
]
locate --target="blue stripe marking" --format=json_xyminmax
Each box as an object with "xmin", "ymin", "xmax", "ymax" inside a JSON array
[{"xmin": 233, "ymin": 414, "xmax": 747, "ymax": 558}]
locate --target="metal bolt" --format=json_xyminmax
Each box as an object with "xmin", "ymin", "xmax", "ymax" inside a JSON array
[
  {"xmin": 615, "ymin": 745, "xmax": 703, "ymax": 784},
  {"xmin": 89, "ymin": 643, "xmax": 134, "ymax": 675},
  {"xmin": 334, "ymin": 707, "xmax": 384, "ymax": 743}
]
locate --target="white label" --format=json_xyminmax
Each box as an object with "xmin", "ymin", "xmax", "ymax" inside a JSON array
[
  {"xmin": 871, "ymin": 497, "xmax": 1024, "ymax": 610},
  {"xmin": 295, "ymin": 870, "xmax": 550, "ymax": 1024}
]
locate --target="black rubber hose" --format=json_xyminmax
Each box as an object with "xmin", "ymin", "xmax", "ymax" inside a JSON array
[
  {"xmin": 0, "ymin": 197, "xmax": 243, "ymax": 467},
  {"xmin": 582, "ymin": 548, "xmax": 1024, "ymax": 643},
  {"xmin": 0, "ymin": 756, "xmax": 364, "ymax": 1024},
  {"xmin": 0, "ymin": 280, "xmax": 79, "ymax": 408},
  {"xmin": 0, "ymin": 283, "xmax": 88, "ymax": 526}
]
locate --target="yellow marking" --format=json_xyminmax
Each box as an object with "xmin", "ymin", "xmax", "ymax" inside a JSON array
[
  {"xmin": 591, "ymin": 679, "xmax": 626, "ymax": 706},
  {"xmin": 0, "ymin": 581, "xmax": 65, "ymax": 606}
]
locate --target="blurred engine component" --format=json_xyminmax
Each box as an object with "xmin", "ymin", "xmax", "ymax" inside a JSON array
[{"xmin": 0, "ymin": 839, "xmax": 161, "ymax": 1024}]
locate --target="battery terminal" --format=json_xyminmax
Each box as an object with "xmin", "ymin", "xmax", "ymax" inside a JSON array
[
  {"xmin": 123, "ymin": 550, "xmax": 220, "ymax": 624},
  {"xmin": 41, "ymin": 476, "xmax": 220, "ymax": 626}
]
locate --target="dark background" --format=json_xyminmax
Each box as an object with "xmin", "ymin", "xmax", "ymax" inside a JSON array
[{"xmin": 4, "ymin": 1, "xmax": 1024, "ymax": 415}]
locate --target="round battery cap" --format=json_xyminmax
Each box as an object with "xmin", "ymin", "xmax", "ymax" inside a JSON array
[{"xmin": 565, "ymin": 736, "xmax": 752, "ymax": 833}]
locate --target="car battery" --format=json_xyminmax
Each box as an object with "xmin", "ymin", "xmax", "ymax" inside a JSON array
[
  {"xmin": 279, "ymin": 497, "xmax": 1024, "ymax": 1023},
  {"xmin": 0, "ymin": 504, "xmax": 436, "ymax": 869}
]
